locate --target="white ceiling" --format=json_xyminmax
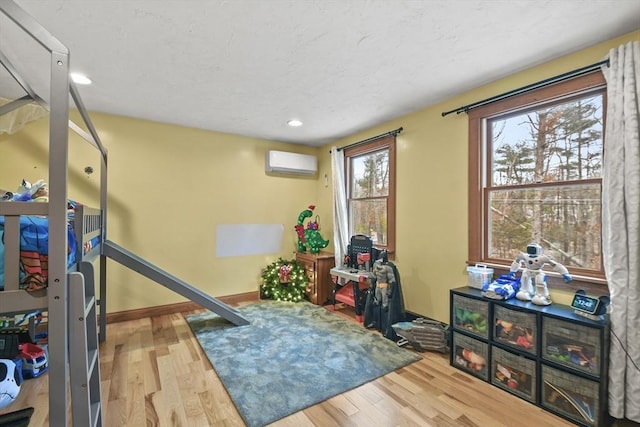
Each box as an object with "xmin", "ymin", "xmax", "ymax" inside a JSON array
[{"xmin": 2, "ymin": 0, "xmax": 639, "ymax": 146}]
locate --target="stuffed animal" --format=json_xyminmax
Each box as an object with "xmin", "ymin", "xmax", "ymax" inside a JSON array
[
  {"xmin": 0, "ymin": 359, "xmax": 21, "ymax": 410},
  {"xmin": 295, "ymin": 205, "xmax": 329, "ymax": 254},
  {"xmin": 12, "ymin": 179, "xmax": 48, "ymax": 202}
]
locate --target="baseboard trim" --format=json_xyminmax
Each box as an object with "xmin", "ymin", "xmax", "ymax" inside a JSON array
[{"xmin": 104, "ymin": 291, "xmax": 259, "ymax": 324}]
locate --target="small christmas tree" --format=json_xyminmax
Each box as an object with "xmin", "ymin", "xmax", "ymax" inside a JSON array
[{"xmin": 260, "ymin": 258, "xmax": 308, "ymax": 302}]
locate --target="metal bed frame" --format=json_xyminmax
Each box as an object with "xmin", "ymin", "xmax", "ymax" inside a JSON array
[{"xmin": 0, "ymin": 1, "xmax": 108, "ymax": 424}]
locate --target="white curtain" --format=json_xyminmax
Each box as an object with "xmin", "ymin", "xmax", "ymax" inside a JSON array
[
  {"xmin": 331, "ymin": 146, "xmax": 349, "ymax": 268},
  {"xmin": 602, "ymin": 41, "xmax": 640, "ymax": 423}
]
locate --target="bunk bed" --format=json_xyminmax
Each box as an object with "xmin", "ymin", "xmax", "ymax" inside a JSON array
[
  {"xmin": 0, "ymin": 1, "xmax": 107, "ymax": 425},
  {"xmin": 0, "ymin": 199, "xmax": 104, "ymax": 424}
]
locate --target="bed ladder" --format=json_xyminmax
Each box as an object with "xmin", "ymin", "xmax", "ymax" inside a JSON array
[
  {"xmin": 102, "ymin": 240, "xmax": 250, "ymax": 326},
  {"xmin": 68, "ymin": 262, "xmax": 103, "ymax": 427}
]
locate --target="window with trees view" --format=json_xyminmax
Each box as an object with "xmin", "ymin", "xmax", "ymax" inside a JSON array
[
  {"xmin": 468, "ymin": 72, "xmax": 607, "ymax": 286},
  {"xmin": 344, "ymin": 135, "xmax": 396, "ymax": 254}
]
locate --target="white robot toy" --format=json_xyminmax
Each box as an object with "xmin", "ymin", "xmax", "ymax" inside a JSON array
[{"xmin": 509, "ymin": 243, "xmax": 572, "ymax": 306}]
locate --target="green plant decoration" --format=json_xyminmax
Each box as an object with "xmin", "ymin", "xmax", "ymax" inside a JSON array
[
  {"xmin": 295, "ymin": 205, "xmax": 329, "ymax": 254},
  {"xmin": 260, "ymin": 258, "xmax": 309, "ymax": 302}
]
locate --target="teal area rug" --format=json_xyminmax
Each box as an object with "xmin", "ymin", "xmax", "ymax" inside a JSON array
[{"xmin": 186, "ymin": 300, "xmax": 422, "ymax": 427}]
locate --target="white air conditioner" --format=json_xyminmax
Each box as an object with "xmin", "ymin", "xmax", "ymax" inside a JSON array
[{"xmin": 265, "ymin": 150, "xmax": 318, "ymax": 175}]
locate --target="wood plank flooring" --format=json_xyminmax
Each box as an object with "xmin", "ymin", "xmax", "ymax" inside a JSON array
[{"xmin": 1, "ymin": 299, "xmax": 635, "ymax": 426}]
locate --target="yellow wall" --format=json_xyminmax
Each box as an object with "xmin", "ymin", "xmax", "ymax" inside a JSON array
[
  {"xmin": 319, "ymin": 30, "xmax": 639, "ymax": 322},
  {"xmin": 0, "ymin": 114, "xmax": 326, "ymax": 312},
  {"xmin": 1, "ymin": 30, "xmax": 637, "ymax": 319}
]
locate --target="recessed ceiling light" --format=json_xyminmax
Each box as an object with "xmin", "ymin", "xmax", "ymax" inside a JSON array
[
  {"xmin": 71, "ymin": 73, "xmax": 92, "ymax": 85},
  {"xmin": 287, "ymin": 119, "xmax": 303, "ymax": 127}
]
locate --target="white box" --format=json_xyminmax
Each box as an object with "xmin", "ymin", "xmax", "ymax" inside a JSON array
[{"xmin": 467, "ymin": 264, "xmax": 493, "ymax": 289}]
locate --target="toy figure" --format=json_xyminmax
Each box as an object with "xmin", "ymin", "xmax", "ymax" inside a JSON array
[
  {"xmin": 295, "ymin": 205, "xmax": 329, "ymax": 254},
  {"xmin": 364, "ymin": 250, "xmax": 406, "ymax": 342},
  {"xmin": 371, "ymin": 250, "xmax": 396, "ymax": 309},
  {"xmin": 509, "ymin": 243, "xmax": 572, "ymax": 305}
]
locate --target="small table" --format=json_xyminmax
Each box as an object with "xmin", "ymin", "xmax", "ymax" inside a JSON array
[{"xmin": 329, "ymin": 267, "xmax": 372, "ymax": 322}]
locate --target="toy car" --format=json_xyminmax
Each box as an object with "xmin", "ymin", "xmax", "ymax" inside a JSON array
[{"xmin": 17, "ymin": 343, "xmax": 48, "ymax": 378}]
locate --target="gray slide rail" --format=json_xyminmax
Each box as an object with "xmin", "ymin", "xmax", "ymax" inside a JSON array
[{"xmin": 103, "ymin": 240, "xmax": 250, "ymax": 326}]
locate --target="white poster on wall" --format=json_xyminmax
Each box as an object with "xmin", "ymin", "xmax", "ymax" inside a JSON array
[{"xmin": 215, "ymin": 223, "xmax": 285, "ymax": 258}]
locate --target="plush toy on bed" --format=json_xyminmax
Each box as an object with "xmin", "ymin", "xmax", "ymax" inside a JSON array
[
  {"xmin": 13, "ymin": 179, "xmax": 48, "ymax": 203},
  {"xmin": 30, "ymin": 181, "xmax": 48, "ymax": 203}
]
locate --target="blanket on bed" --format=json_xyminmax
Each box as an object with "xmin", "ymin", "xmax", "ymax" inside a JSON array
[{"xmin": 0, "ymin": 214, "xmax": 77, "ymax": 291}]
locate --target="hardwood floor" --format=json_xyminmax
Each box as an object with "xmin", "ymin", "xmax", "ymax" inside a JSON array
[{"xmin": 3, "ymin": 299, "xmax": 637, "ymax": 426}]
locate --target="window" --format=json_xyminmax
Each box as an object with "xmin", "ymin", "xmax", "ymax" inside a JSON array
[
  {"xmin": 344, "ymin": 135, "xmax": 396, "ymax": 254},
  {"xmin": 468, "ymin": 72, "xmax": 607, "ymax": 292}
]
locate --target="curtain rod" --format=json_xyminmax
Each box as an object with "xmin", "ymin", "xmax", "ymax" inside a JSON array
[
  {"xmin": 333, "ymin": 127, "xmax": 403, "ymax": 152},
  {"xmin": 441, "ymin": 59, "xmax": 609, "ymax": 117}
]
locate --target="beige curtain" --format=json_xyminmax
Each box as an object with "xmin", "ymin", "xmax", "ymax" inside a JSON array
[{"xmin": 602, "ymin": 41, "xmax": 640, "ymax": 423}]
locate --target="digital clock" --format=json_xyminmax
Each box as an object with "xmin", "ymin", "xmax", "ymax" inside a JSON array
[{"xmin": 570, "ymin": 290, "xmax": 609, "ymax": 317}]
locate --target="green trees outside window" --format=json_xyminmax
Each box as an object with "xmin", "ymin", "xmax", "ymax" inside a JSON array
[
  {"xmin": 488, "ymin": 93, "xmax": 603, "ymax": 271},
  {"xmin": 468, "ymin": 72, "xmax": 607, "ymax": 286}
]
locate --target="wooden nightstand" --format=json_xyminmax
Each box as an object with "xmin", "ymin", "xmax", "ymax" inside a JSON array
[{"xmin": 295, "ymin": 251, "xmax": 335, "ymax": 305}]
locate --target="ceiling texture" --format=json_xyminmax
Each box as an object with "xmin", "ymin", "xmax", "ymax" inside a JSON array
[{"xmin": 1, "ymin": 0, "xmax": 639, "ymax": 146}]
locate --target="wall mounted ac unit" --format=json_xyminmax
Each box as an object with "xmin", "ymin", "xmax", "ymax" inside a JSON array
[{"xmin": 265, "ymin": 150, "xmax": 318, "ymax": 175}]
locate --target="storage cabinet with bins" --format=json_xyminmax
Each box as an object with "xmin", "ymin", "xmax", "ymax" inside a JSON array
[
  {"xmin": 295, "ymin": 251, "xmax": 335, "ymax": 305},
  {"xmin": 450, "ymin": 287, "xmax": 610, "ymax": 427}
]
